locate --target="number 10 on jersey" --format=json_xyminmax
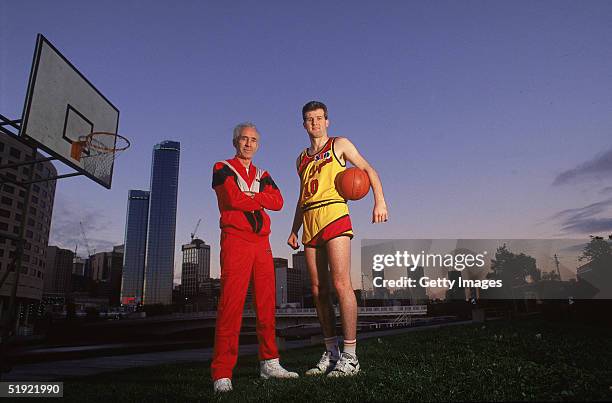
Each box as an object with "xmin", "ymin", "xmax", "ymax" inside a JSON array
[{"xmin": 302, "ymin": 179, "xmax": 319, "ymax": 200}]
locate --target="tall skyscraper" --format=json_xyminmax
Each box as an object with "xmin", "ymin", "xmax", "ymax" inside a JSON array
[
  {"xmin": 181, "ymin": 238, "xmax": 211, "ymax": 297},
  {"xmin": 120, "ymin": 190, "xmax": 149, "ymax": 305},
  {"xmin": 143, "ymin": 141, "xmax": 180, "ymax": 305}
]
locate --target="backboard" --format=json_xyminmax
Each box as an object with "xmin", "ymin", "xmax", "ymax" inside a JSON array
[{"xmin": 19, "ymin": 34, "xmax": 120, "ymax": 189}]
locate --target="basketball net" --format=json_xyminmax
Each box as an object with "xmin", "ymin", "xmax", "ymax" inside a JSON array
[{"xmin": 70, "ymin": 132, "xmax": 130, "ymax": 178}]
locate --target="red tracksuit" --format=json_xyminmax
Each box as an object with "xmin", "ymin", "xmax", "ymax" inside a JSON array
[{"xmin": 211, "ymin": 157, "xmax": 283, "ymax": 381}]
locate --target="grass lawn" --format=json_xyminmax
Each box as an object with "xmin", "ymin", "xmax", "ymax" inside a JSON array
[{"xmin": 62, "ymin": 318, "xmax": 612, "ymax": 402}]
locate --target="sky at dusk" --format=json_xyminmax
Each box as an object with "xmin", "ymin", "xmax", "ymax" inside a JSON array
[{"xmin": 1, "ymin": 1, "xmax": 611, "ymax": 286}]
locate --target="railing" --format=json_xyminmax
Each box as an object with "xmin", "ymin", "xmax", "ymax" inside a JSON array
[
  {"xmin": 141, "ymin": 305, "xmax": 428, "ymax": 321},
  {"xmin": 243, "ymin": 305, "xmax": 427, "ymax": 317}
]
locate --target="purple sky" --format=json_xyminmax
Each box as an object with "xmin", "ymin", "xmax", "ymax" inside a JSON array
[{"xmin": 2, "ymin": 1, "xmax": 611, "ymax": 285}]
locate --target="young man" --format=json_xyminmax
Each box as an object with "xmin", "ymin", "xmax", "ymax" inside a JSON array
[
  {"xmin": 212, "ymin": 122, "xmax": 298, "ymax": 393},
  {"xmin": 287, "ymin": 101, "xmax": 388, "ymax": 377}
]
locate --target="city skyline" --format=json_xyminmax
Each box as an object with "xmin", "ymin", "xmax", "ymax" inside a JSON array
[{"xmin": 1, "ymin": 1, "xmax": 611, "ymax": 287}]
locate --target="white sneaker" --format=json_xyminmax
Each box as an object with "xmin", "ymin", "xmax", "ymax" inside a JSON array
[
  {"xmin": 305, "ymin": 351, "xmax": 338, "ymax": 376},
  {"xmin": 327, "ymin": 352, "xmax": 360, "ymax": 377},
  {"xmin": 260, "ymin": 358, "xmax": 299, "ymax": 379},
  {"xmin": 213, "ymin": 378, "xmax": 233, "ymax": 393}
]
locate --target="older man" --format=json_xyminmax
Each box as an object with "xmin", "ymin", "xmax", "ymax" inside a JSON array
[{"xmin": 211, "ymin": 122, "xmax": 298, "ymax": 393}]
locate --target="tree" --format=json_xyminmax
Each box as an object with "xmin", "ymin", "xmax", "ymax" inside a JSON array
[
  {"xmin": 487, "ymin": 244, "xmax": 540, "ymax": 287},
  {"xmin": 578, "ymin": 236, "xmax": 612, "ymax": 298},
  {"xmin": 579, "ymin": 236, "xmax": 612, "ymax": 265},
  {"xmin": 541, "ymin": 271, "xmax": 560, "ymax": 281}
]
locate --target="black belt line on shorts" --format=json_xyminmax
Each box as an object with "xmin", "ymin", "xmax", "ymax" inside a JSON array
[{"xmin": 302, "ymin": 200, "xmax": 347, "ymax": 212}]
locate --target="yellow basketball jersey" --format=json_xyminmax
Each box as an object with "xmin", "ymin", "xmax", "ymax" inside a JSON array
[{"xmin": 298, "ymin": 137, "xmax": 346, "ymax": 211}]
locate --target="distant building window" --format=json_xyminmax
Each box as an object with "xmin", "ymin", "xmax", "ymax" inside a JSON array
[
  {"xmin": 0, "ymin": 209, "xmax": 10, "ymax": 218},
  {"xmin": 12, "ymin": 225, "xmax": 19, "ymax": 234},
  {"xmin": 4, "ymin": 172, "xmax": 17, "ymax": 181},
  {"xmin": 31, "ymin": 196, "xmax": 38, "ymax": 204},
  {"xmin": 0, "ymin": 222, "xmax": 8, "ymax": 231},
  {"xmin": 1, "ymin": 197, "xmax": 12, "ymax": 206},
  {"xmin": 29, "ymin": 207, "xmax": 36, "ymax": 215},
  {"xmin": 2, "ymin": 185, "xmax": 15, "ymax": 194},
  {"xmin": 33, "ymin": 184, "xmax": 40, "ymax": 193},
  {"xmin": 26, "ymin": 230, "xmax": 33, "ymax": 239},
  {"xmin": 19, "ymin": 190, "xmax": 25, "ymax": 197},
  {"xmin": 15, "ymin": 214, "xmax": 22, "ymax": 221},
  {"xmin": 9, "ymin": 148, "xmax": 21, "ymax": 159},
  {"xmin": 22, "ymin": 167, "xmax": 30, "ymax": 176}
]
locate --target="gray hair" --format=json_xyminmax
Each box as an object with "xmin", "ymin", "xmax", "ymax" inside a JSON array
[{"xmin": 232, "ymin": 122, "xmax": 259, "ymax": 146}]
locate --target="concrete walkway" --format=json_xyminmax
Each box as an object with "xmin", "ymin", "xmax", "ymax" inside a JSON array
[{"xmin": 2, "ymin": 319, "xmax": 473, "ymax": 381}]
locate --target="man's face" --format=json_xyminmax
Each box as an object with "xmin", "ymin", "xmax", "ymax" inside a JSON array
[
  {"xmin": 303, "ymin": 109, "xmax": 329, "ymax": 138},
  {"xmin": 234, "ymin": 127, "xmax": 259, "ymax": 160}
]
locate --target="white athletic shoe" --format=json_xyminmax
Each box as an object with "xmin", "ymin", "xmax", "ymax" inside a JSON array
[
  {"xmin": 305, "ymin": 351, "xmax": 339, "ymax": 376},
  {"xmin": 213, "ymin": 378, "xmax": 233, "ymax": 393},
  {"xmin": 260, "ymin": 358, "xmax": 299, "ymax": 379},
  {"xmin": 327, "ymin": 352, "xmax": 360, "ymax": 377}
]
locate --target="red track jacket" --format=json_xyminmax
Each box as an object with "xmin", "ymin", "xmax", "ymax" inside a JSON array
[{"xmin": 212, "ymin": 157, "xmax": 283, "ymax": 241}]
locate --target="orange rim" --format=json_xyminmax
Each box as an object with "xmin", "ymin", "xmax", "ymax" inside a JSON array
[{"xmin": 85, "ymin": 131, "xmax": 130, "ymax": 153}]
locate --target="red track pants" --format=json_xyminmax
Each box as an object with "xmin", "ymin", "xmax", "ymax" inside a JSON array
[{"xmin": 211, "ymin": 232, "xmax": 279, "ymax": 380}]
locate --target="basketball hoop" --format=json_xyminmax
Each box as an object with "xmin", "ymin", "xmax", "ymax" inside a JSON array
[{"xmin": 70, "ymin": 132, "xmax": 130, "ymax": 179}]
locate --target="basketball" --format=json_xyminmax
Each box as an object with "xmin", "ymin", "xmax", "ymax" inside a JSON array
[{"xmin": 335, "ymin": 167, "xmax": 370, "ymax": 200}]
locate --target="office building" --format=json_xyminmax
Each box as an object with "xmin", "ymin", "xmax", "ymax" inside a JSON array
[
  {"xmin": 286, "ymin": 265, "xmax": 302, "ymax": 306},
  {"xmin": 292, "ymin": 250, "xmax": 312, "ymax": 307},
  {"xmin": 143, "ymin": 141, "xmax": 180, "ymax": 305},
  {"xmin": 43, "ymin": 246, "xmax": 73, "ymax": 297},
  {"xmin": 273, "ymin": 258, "xmax": 288, "ymax": 307},
  {"xmin": 181, "ymin": 238, "xmax": 211, "ymax": 297},
  {"xmin": 120, "ymin": 190, "xmax": 149, "ymax": 305},
  {"xmin": 0, "ymin": 134, "xmax": 57, "ymax": 326},
  {"xmin": 90, "ymin": 245, "xmax": 124, "ymax": 306},
  {"xmin": 406, "ymin": 265, "xmax": 427, "ymax": 303}
]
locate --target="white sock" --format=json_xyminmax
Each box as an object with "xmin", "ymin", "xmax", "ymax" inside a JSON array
[
  {"xmin": 343, "ymin": 339, "xmax": 357, "ymax": 356},
  {"xmin": 324, "ymin": 336, "xmax": 340, "ymax": 359}
]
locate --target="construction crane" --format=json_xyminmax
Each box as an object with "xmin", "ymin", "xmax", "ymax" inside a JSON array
[
  {"xmin": 191, "ymin": 218, "xmax": 202, "ymax": 242},
  {"xmin": 79, "ymin": 221, "xmax": 95, "ymax": 257}
]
